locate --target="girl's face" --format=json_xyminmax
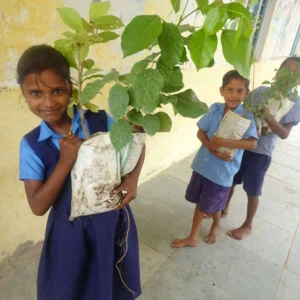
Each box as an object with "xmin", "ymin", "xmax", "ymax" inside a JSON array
[
  {"xmin": 22, "ymin": 68, "xmax": 71, "ymax": 124},
  {"xmin": 220, "ymin": 79, "xmax": 249, "ymax": 110}
]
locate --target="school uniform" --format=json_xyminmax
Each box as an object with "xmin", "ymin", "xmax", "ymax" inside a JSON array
[
  {"xmin": 233, "ymin": 87, "xmax": 300, "ymax": 196},
  {"xmin": 19, "ymin": 107, "xmax": 141, "ymax": 300},
  {"xmin": 187, "ymin": 103, "xmax": 257, "ymax": 213}
]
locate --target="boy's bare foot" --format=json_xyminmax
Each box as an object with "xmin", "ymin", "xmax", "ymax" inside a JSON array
[
  {"xmin": 228, "ymin": 225, "xmax": 252, "ymax": 240},
  {"xmin": 205, "ymin": 226, "xmax": 220, "ymax": 244},
  {"xmin": 172, "ymin": 237, "xmax": 199, "ymax": 248}
]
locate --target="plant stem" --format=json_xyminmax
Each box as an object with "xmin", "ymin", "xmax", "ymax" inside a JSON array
[
  {"xmin": 178, "ymin": 8, "xmax": 198, "ymax": 26},
  {"xmin": 77, "ymin": 45, "xmax": 90, "ymax": 139}
]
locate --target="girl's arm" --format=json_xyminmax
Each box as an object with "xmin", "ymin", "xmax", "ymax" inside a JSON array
[
  {"xmin": 24, "ymin": 135, "xmax": 83, "ymax": 216},
  {"xmin": 264, "ymin": 117, "xmax": 294, "ymax": 139},
  {"xmin": 210, "ymin": 136, "xmax": 257, "ymax": 151},
  {"xmin": 113, "ymin": 144, "xmax": 146, "ymax": 209}
]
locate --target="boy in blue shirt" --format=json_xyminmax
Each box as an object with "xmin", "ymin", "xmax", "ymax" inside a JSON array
[
  {"xmin": 225, "ymin": 57, "xmax": 300, "ymax": 240},
  {"xmin": 172, "ymin": 70, "xmax": 258, "ymax": 247}
]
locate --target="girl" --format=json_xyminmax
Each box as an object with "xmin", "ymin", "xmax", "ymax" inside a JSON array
[
  {"xmin": 172, "ymin": 70, "xmax": 257, "ymax": 247},
  {"xmin": 18, "ymin": 45, "xmax": 145, "ymax": 300}
]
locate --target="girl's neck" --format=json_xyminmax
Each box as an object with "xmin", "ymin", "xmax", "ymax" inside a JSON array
[{"xmin": 47, "ymin": 113, "xmax": 72, "ymax": 136}]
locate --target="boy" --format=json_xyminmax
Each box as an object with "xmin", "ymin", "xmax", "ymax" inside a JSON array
[{"xmin": 225, "ymin": 57, "xmax": 300, "ymax": 240}]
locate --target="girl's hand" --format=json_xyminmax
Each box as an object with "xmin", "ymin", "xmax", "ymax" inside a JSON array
[
  {"xmin": 113, "ymin": 174, "xmax": 138, "ymax": 209},
  {"xmin": 59, "ymin": 134, "xmax": 83, "ymax": 168}
]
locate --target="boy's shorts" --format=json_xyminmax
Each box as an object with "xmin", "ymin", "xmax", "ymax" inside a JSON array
[
  {"xmin": 233, "ymin": 150, "xmax": 272, "ymax": 197},
  {"xmin": 186, "ymin": 171, "xmax": 231, "ymax": 214}
]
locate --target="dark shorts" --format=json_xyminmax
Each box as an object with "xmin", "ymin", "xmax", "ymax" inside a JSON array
[
  {"xmin": 185, "ymin": 171, "xmax": 231, "ymax": 214},
  {"xmin": 233, "ymin": 150, "xmax": 272, "ymax": 197}
]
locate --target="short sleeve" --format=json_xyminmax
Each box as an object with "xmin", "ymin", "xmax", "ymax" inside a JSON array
[
  {"xmin": 244, "ymin": 86, "xmax": 269, "ymax": 106},
  {"xmin": 281, "ymin": 99, "xmax": 300, "ymax": 126},
  {"xmin": 243, "ymin": 112, "xmax": 258, "ymax": 140},
  {"xmin": 19, "ymin": 138, "xmax": 45, "ymax": 181},
  {"xmin": 106, "ymin": 113, "xmax": 115, "ymax": 131}
]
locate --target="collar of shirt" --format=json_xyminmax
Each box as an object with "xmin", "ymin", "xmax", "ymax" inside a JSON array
[
  {"xmin": 213, "ymin": 102, "xmax": 245, "ymax": 115},
  {"xmin": 38, "ymin": 106, "xmax": 85, "ymax": 142}
]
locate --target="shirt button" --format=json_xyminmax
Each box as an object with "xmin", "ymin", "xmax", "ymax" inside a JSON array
[{"xmin": 205, "ymin": 158, "xmax": 208, "ymax": 162}]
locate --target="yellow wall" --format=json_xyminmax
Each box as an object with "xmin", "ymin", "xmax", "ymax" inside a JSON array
[{"xmin": 0, "ymin": 0, "xmax": 283, "ymax": 263}]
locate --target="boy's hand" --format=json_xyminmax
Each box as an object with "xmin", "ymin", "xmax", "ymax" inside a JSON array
[
  {"xmin": 209, "ymin": 136, "xmax": 222, "ymax": 150},
  {"xmin": 59, "ymin": 134, "xmax": 83, "ymax": 167},
  {"xmin": 207, "ymin": 146, "xmax": 232, "ymax": 161},
  {"xmin": 113, "ymin": 174, "xmax": 138, "ymax": 209}
]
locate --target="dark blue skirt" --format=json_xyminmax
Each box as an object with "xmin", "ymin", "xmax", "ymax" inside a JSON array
[{"xmin": 37, "ymin": 206, "xmax": 141, "ymax": 300}]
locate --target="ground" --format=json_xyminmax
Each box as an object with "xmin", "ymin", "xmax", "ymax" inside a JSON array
[{"xmin": 1, "ymin": 126, "xmax": 300, "ymax": 300}]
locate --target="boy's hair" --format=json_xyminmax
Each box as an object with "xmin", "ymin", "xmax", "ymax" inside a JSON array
[
  {"xmin": 279, "ymin": 56, "xmax": 300, "ymax": 69},
  {"xmin": 17, "ymin": 44, "xmax": 71, "ymax": 89},
  {"xmin": 222, "ymin": 70, "xmax": 250, "ymax": 89}
]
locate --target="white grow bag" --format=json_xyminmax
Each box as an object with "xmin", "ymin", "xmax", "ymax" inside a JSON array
[
  {"xmin": 260, "ymin": 98, "xmax": 294, "ymax": 135},
  {"xmin": 216, "ymin": 110, "xmax": 251, "ymax": 159},
  {"xmin": 69, "ymin": 133, "xmax": 146, "ymax": 221}
]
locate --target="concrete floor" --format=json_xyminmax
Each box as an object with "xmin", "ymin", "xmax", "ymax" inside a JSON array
[{"xmin": 1, "ymin": 126, "xmax": 300, "ymax": 300}]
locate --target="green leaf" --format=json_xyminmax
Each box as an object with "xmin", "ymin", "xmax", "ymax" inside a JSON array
[
  {"xmin": 128, "ymin": 86, "xmax": 140, "ymax": 110},
  {"xmin": 92, "ymin": 31, "xmax": 119, "ymax": 43},
  {"xmin": 119, "ymin": 73, "xmax": 131, "ymax": 85},
  {"xmin": 179, "ymin": 24, "xmax": 195, "ymax": 33},
  {"xmin": 73, "ymin": 45, "xmax": 89, "ymax": 64},
  {"xmin": 262, "ymin": 80, "xmax": 272, "ymax": 85},
  {"xmin": 108, "ymin": 83, "xmax": 129, "ymax": 119},
  {"xmin": 57, "ymin": 8, "xmax": 83, "ymax": 31},
  {"xmin": 110, "ymin": 120, "xmax": 133, "ymax": 151},
  {"xmin": 82, "ymin": 68, "xmax": 102, "ymax": 78},
  {"xmin": 83, "ymin": 102, "xmax": 99, "ymax": 112},
  {"xmin": 174, "ymin": 89, "xmax": 208, "ymax": 118},
  {"xmin": 54, "ymin": 39, "xmax": 73, "ymax": 55},
  {"xmin": 203, "ymin": 8, "xmax": 228, "ymax": 35},
  {"xmin": 143, "ymin": 114, "xmax": 160, "ymax": 136},
  {"xmin": 189, "ymin": 29, "xmax": 218, "ymax": 70},
  {"xmin": 155, "ymin": 112, "xmax": 172, "ymax": 132},
  {"xmin": 121, "ymin": 15, "xmax": 163, "ymax": 57},
  {"xmin": 157, "ymin": 61, "xmax": 184, "ymax": 93},
  {"xmin": 171, "ymin": 0, "xmax": 180, "ymax": 13},
  {"xmin": 160, "ymin": 94, "xmax": 177, "ymax": 105},
  {"xmin": 158, "ymin": 22, "xmax": 184, "ymax": 68},
  {"xmin": 93, "ymin": 15, "xmax": 123, "ymax": 30},
  {"xmin": 130, "ymin": 53, "xmax": 160, "ymax": 84},
  {"xmin": 127, "ymin": 109, "xmax": 144, "ymax": 126},
  {"xmin": 82, "ymin": 18, "xmax": 93, "ymax": 33},
  {"xmin": 83, "ymin": 59, "xmax": 94, "ymax": 70},
  {"xmin": 196, "ymin": 0, "xmax": 210, "ymax": 14},
  {"xmin": 63, "ymin": 31, "xmax": 74, "ymax": 38},
  {"xmin": 221, "ymin": 30, "xmax": 253, "ymax": 78},
  {"xmin": 80, "ymin": 80, "xmax": 105, "ymax": 104},
  {"xmin": 180, "ymin": 47, "xmax": 188, "ymax": 64},
  {"xmin": 65, "ymin": 50, "xmax": 78, "ymax": 69},
  {"xmin": 89, "ymin": 1, "xmax": 110, "ymax": 21},
  {"xmin": 133, "ymin": 69, "xmax": 164, "ymax": 113},
  {"xmin": 103, "ymin": 70, "xmax": 120, "ymax": 82},
  {"xmin": 67, "ymin": 103, "xmax": 75, "ymax": 119}
]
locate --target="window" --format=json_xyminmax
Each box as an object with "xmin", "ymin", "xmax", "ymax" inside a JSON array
[
  {"xmin": 290, "ymin": 25, "xmax": 300, "ymax": 56},
  {"xmin": 248, "ymin": 0, "xmax": 270, "ymax": 53}
]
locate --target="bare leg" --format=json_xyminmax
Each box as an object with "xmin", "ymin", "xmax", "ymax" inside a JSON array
[
  {"xmin": 222, "ymin": 185, "xmax": 236, "ymax": 218},
  {"xmin": 205, "ymin": 211, "xmax": 221, "ymax": 244},
  {"xmin": 228, "ymin": 194, "xmax": 258, "ymax": 240},
  {"xmin": 172, "ymin": 206, "xmax": 204, "ymax": 248}
]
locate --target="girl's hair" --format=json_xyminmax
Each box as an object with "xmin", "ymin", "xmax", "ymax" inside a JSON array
[
  {"xmin": 222, "ymin": 70, "xmax": 250, "ymax": 89},
  {"xmin": 279, "ymin": 56, "xmax": 300, "ymax": 69},
  {"xmin": 17, "ymin": 44, "xmax": 71, "ymax": 89}
]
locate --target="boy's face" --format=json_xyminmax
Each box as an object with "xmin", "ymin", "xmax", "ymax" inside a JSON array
[
  {"xmin": 281, "ymin": 59, "xmax": 300, "ymax": 73},
  {"xmin": 22, "ymin": 69, "xmax": 71, "ymax": 124},
  {"xmin": 220, "ymin": 79, "xmax": 249, "ymax": 110}
]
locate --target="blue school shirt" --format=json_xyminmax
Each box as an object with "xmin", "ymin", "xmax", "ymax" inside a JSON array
[
  {"xmin": 19, "ymin": 109, "xmax": 114, "ymax": 181},
  {"xmin": 191, "ymin": 103, "xmax": 257, "ymax": 187},
  {"xmin": 244, "ymin": 86, "xmax": 300, "ymax": 157}
]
